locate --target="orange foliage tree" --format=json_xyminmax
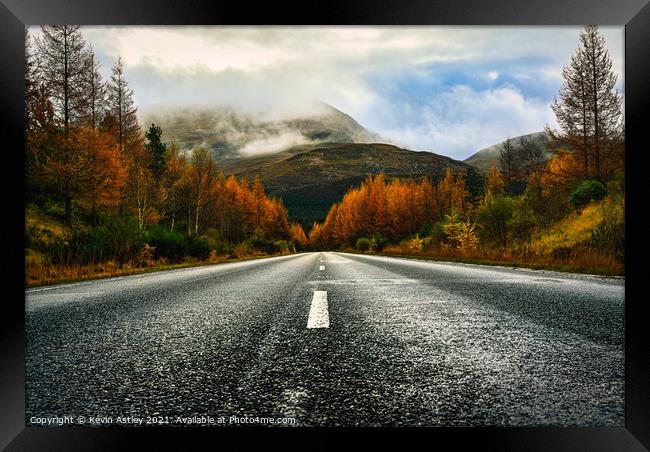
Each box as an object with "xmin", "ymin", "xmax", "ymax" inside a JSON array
[{"xmin": 309, "ymin": 171, "xmax": 467, "ymax": 249}]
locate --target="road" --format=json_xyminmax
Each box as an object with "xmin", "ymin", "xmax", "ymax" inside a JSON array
[{"xmin": 25, "ymin": 252, "xmax": 624, "ymax": 426}]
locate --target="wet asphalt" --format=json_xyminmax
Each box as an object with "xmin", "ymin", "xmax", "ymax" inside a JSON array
[{"xmin": 25, "ymin": 252, "xmax": 624, "ymax": 426}]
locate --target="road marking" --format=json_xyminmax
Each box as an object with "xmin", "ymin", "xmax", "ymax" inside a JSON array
[
  {"xmin": 319, "ymin": 265, "xmax": 325, "ymax": 271},
  {"xmin": 307, "ymin": 291, "xmax": 329, "ymax": 329}
]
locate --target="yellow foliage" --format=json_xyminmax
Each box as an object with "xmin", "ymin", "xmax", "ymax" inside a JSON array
[{"xmin": 528, "ymin": 198, "xmax": 606, "ymax": 255}]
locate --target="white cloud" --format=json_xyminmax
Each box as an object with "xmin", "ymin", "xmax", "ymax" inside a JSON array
[
  {"xmin": 376, "ymin": 85, "xmax": 556, "ymax": 159},
  {"xmin": 238, "ymin": 131, "xmax": 310, "ymax": 156},
  {"xmin": 43, "ymin": 25, "xmax": 624, "ymax": 159}
]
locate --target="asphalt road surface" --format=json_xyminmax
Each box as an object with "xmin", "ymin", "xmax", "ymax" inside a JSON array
[{"xmin": 25, "ymin": 252, "xmax": 624, "ymax": 426}]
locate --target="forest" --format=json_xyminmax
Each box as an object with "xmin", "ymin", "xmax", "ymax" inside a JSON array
[{"xmin": 25, "ymin": 25, "xmax": 625, "ymax": 286}]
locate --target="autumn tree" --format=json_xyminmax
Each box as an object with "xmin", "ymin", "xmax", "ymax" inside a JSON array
[
  {"xmin": 75, "ymin": 128, "xmax": 125, "ymax": 223},
  {"xmin": 26, "ymin": 29, "xmax": 58, "ymax": 197},
  {"xmin": 290, "ymin": 223, "xmax": 308, "ymax": 249},
  {"xmin": 123, "ymin": 143, "xmax": 156, "ymax": 229},
  {"xmin": 163, "ymin": 144, "xmax": 187, "ymax": 231},
  {"xmin": 485, "ymin": 164, "xmax": 505, "ymax": 198},
  {"xmin": 187, "ymin": 147, "xmax": 215, "ymax": 235}
]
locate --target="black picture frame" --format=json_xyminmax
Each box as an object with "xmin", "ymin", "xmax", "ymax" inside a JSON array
[{"xmin": 2, "ymin": 0, "xmax": 649, "ymax": 449}]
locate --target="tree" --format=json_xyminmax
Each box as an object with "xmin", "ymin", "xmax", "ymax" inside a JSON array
[
  {"xmin": 106, "ymin": 57, "xmax": 140, "ymax": 154},
  {"xmin": 145, "ymin": 123, "xmax": 167, "ymax": 178},
  {"xmin": 518, "ymin": 135, "xmax": 547, "ymax": 179},
  {"xmin": 188, "ymin": 147, "xmax": 215, "ymax": 235},
  {"xmin": 485, "ymin": 164, "xmax": 505, "ymax": 198},
  {"xmin": 581, "ymin": 25, "xmax": 624, "ymax": 180},
  {"xmin": 75, "ymin": 128, "xmax": 125, "ymax": 223},
  {"xmin": 499, "ymin": 138, "xmax": 520, "ymax": 191},
  {"xmin": 161, "ymin": 144, "xmax": 186, "ymax": 231},
  {"xmin": 82, "ymin": 45, "xmax": 105, "ymax": 129},
  {"xmin": 26, "ymin": 29, "xmax": 58, "ymax": 197},
  {"xmin": 123, "ymin": 143, "xmax": 156, "ymax": 229},
  {"xmin": 547, "ymin": 25, "xmax": 623, "ymax": 181},
  {"xmin": 35, "ymin": 26, "xmax": 87, "ymax": 139}
]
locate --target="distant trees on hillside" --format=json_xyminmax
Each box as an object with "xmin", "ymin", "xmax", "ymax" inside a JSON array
[{"xmin": 308, "ymin": 169, "xmax": 468, "ymax": 249}]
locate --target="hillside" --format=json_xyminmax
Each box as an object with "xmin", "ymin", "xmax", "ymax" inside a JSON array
[
  {"xmin": 139, "ymin": 103, "xmax": 381, "ymax": 160},
  {"xmin": 219, "ymin": 142, "xmax": 473, "ymax": 227},
  {"xmin": 464, "ymin": 131, "xmax": 552, "ymax": 174}
]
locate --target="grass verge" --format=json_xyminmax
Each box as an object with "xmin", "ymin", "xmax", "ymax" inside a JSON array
[
  {"xmin": 25, "ymin": 252, "xmax": 294, "ymax": 289},
  {"xmin": 345, "ymin": 250, "xmax": 624, "ymax": 277}
]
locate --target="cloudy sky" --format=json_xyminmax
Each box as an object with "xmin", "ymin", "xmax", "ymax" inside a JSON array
[{"xmin": 57, "ymin": 26, "xmax": 625, "ymax": 160}]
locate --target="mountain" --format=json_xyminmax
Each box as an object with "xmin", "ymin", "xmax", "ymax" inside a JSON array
[
  {"xmin": 141, "ymin": 103, "xmax": 475, "ymax": 227},
  {"xmin": 219, "ymin": 142, "xmax": 473, "ymax": 227},
  {"xmin": 464, "ymin": 131, "xmax": 552, "ymax": 174},
  {"xmin": 139, "ymin": 103, "xmax": 381, "ymax": 160}
]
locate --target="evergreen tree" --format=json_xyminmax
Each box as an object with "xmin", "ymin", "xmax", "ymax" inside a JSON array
[{"xmin": 144, "ymin": 123, "xmax": 167, "ymax": 178}]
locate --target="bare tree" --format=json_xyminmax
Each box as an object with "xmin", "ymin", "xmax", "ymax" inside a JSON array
[
  {"xmin": 499, "ymin": 138, "xmax": 519, "ymax": 191},
  {"xmin": 106, "ymin": 57, "xmax": 140, "ymax": 154},
  {"xmin": 82, "ymin": 45, "xmax": 106, "ymax": 129},
  {"xmin": 35, "ymin": 26, "xmax": 87, "ymax": 140}
]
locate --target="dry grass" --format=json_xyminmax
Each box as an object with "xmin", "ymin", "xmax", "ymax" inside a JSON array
[
  {"xmin": 25, "ymin": 252, "xmax": 290, "ymax": 288},
  {"xmin": 378, "ymin": 246, "xmax": 623, "ymax": 276},
  {"xmin": 527, "ymin": 199, "xmax": 605, "ymax": 255}
]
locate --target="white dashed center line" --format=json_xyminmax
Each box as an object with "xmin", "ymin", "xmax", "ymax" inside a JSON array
[
  {"xmin": 307, "ymin": 291, "xmax": 329, "ymax": 329},
  {"xmin": 319, "ymin": 265, "xmax": 325, "ymax": 271}
]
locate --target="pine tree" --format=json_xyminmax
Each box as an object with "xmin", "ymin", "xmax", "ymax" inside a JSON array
[
  {"xmin": 547, "ymin": 25, "xmax": 623, "ymax": 181},
  {"xmin": 144, "ymin": 123, "xmax": 167, "ymax": 178}
]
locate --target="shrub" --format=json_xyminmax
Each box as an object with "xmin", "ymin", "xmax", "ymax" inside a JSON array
[
  {"xmin": 403, "ymin": 235, "xmax": 425, "ymax": 253},
  {"xmin": 507, "ymin": 197, "xmax": 537, "ymax": 247},
  {"xmin": 138, "ymin": 244, "xmax": 156, "ymax": 267},
  {"xmin": 247, "ymin": 236, "xmax": 278, "ymax": 254},
  {"xmin": 145, "ymin": 225, "xmax": 187, "ymax": 262},
  {"xmin": 371, "ymin": 234, "xmax": 388, "ymax": 251},
  {"xmin": 427, "ymin": 222, "xmax": 445, "ymax": 248},
  {"xmin": 356, "ymin": 237, "xmax": 372, "ymax": 251},
  {"xmin": 188, "ymin": 236, "xmax": 212, "ymax": 260},
  {"xmin": 274, "ymin": 240, "xmax": 295, "ymax": 253},
  {"xmin": 570, "ymin": 180, "xmax": 608, "ymax": 210},
  {"xmin": 442, "ymin": 210, "xmax": 479, "ymax": 254},
  {"xmin": 476, "ymin": 195, "xmax": 513, "ymax": 249},
  {"xmin": 49, "ymin": 216, "xmax": 144, "ymax": 266}
]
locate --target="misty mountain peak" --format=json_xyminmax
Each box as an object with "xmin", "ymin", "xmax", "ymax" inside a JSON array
[{"xmin": 139, "ymin": 102, "xmax": 381, "ymax": 159}]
